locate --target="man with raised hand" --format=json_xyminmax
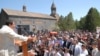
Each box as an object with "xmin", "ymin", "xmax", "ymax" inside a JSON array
[{"xmin": 0, "ymin": 20, "xmax": 33, "ymax": 56}]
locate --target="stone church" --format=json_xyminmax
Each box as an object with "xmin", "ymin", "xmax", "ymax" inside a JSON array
[{"xmin": 0, "ymin": 2, "xmax": 59, "ymax": 34}]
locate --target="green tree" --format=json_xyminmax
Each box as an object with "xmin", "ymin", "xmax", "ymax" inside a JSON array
[
  {"xmin": 84, "ymin": 7, "xmax": 100, "ymax": 32},
  {"xmin": 58, "ymin": 15, "xmax": 66, "ymax": 30},
  {"xmin": 66, "ymin": 12, "xmax": 75, "ymax": 30},
  {"xmin": 78, "ymin": 17, "xmax": 86, "ymax": 30},
  {"xmin": 58, "ymin": 12, "xmax": 75, "ymax": 30},
  {"xmin": 75, "ymin": 19, "xmax": 79, "ymax": 29}
]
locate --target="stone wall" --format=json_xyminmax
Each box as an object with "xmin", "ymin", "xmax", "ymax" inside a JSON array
[{"xmin": 9, "ymin": 16, "xmax": 56, "ymax": 32}]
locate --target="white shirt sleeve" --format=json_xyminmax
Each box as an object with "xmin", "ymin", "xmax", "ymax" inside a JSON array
[{"xmin": 0, "ymin": 25, "xmax": 28, "ymax": 41}]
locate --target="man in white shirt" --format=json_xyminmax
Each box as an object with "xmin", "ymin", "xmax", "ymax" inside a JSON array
[
  {"xmin": 95, "ymin": 38, "xmax": 100, "ymax": 56},
  {"xmin": 54, "ymin": 48, "xmax": 62, "ymax": 56},
  {"xmin": 80, "ymin": 44, "xmax": 88, "ymax": 56},
  {"xmin": 72, "ymin": 39, "xmax": 82, "ymax": 56},
  {"xmin": 0, "ymin": 20, "xmax": 32, "ymax": 56},
  {"xmin": 91, "ymin": 42, "xmax": 98, "ymax": 56}
]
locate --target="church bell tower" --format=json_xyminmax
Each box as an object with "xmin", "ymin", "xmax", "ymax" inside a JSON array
[{"xmin": 50, "ymin": 2, "xmax": 56, "ymax": 17}]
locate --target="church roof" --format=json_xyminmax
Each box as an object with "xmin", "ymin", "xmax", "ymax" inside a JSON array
[{"xmin": 2, "ymin": 8, "xmax": 56, "ymax": 19}]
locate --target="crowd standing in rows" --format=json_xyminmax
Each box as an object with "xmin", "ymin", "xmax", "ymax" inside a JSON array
[{"xmin": 18, "ymin": 30, "xmax": 100, "ymax": 56}]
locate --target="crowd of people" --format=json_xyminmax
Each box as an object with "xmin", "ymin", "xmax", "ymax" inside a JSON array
[
  {"xmin": 19, "ymin": 30, "xmax": 100, "ymax": 56},
  {"xmin": 0, "ymin": 19, "xmax": 100, "ymax": 56}
]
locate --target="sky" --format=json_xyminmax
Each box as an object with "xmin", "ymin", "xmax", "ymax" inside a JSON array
[{"xmin": 0, "ymin": 0, "xmax": 100, "ymax": 20}]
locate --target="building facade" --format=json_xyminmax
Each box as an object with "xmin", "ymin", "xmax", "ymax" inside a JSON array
[{"xmin": 0, "ymin": 3, "xmax": 59, "ymax": 34}]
